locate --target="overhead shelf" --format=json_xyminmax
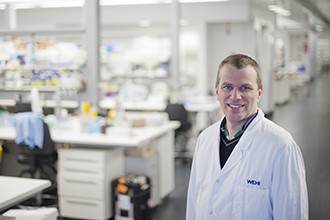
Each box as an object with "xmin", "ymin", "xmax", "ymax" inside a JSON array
[
  {"xmin": 0, "ymin": 28, "xmax": 85, "ymax": 36},
  {"xmin": 0, "ymin": 85, "xmax": 59, "ymax": 92}
]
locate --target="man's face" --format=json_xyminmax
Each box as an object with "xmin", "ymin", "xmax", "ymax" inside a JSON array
[{"xmin": 216, "ymin": 64, "xmax": 262, "ymax": 127}]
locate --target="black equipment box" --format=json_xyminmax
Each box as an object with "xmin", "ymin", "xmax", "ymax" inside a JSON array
[{"xmin": 112, "ymin": 174, "xmax": 151, "ymax": 220}]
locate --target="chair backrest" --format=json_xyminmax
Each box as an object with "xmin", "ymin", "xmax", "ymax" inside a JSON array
[
  {"xmin": 16, "ymin": 121, "xmax": 55, "ymax": 157},
  {"xmin": 16, "ymin": 120, "xmax": 56, "ymax": 178},
  {"xmin": 16, "ymin": 120, "xmax": 57, "ymax": 184},
  {"xmin": 13, "ymin": 102, "xmax": 32, "ymax": 113},
  {"xmin": 37, "ymin": 121, "xmax": 55, "ymax": 156},
  {"xmin": 164, "ymin": 103, "xmax": 191, "ymax": 132}
]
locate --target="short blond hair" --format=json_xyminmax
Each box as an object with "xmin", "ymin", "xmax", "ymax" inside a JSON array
[{"xmin": 215, "ymin": 54, "xmax": 263, "ymax": 90}]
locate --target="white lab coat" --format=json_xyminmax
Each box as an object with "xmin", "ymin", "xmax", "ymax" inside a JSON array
[{"xmin": 186, "ymin": 110, "xmax": 308, "ymax": 220}]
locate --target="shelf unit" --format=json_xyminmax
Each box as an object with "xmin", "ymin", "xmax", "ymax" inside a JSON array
[{"xmin": 0, "ymin": 28, "xmax": 88, "ymax": 108}]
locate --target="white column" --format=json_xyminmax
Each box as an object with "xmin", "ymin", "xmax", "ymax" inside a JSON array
[
  {"xmin": 81, "ymin": 0, "xmax": 100, "ymax": 105},
  {"xmin": 195, "ymin": 22, "xmax": 209, "ymax": 131},
  {"xmin": 255, "ymin": 22, "xmax": 274, "ymax": 115},
  {"xmin": 170, "ymin": 0, "xmax": 180, "ymax": 97},
  {"xmin": 309, "ymin": 30, "xmax": 317, "ymax": 80},
  {"xmin": 197, "ymin": 22, "xmax": 208, "ymax": 96},
  {"xmin": 4, "ymin": 3, "xmax": 17, "ymax": 30},
  {"xmin": 329, "ymin": 34, "xmax": 330, "ymax": 75}
]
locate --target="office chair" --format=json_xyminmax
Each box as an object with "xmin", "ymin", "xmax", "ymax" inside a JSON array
[
  {"xmin": 13, "ymin": 102, "xmax": 32, "ymax": 114},
  {"xmin": 164, "ymin": 103, "xmax": 192, "ymax": 160},
  {"xmin": 16, "ymin": 121, "xmax": 57, "ymax": 181},
  {"xmin": 15, "ymin": 120, "xmax": 58, "ymax": 207}
]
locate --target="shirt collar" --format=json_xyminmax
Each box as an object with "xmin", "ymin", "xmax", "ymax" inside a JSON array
[
  {"xmin": 220, "ymin": 111, "xmax": 259, "ymax": 138},
  {"xmin": 242, "ymin": 111, "xmax": 259, "ymax": 130}
]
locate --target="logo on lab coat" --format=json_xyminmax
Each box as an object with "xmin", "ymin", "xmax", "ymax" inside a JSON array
[{"xmin": 247, "ymin": 179, "xmax": 260, "ymax": 186}]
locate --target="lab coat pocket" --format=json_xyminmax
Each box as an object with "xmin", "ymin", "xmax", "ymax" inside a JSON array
[{"xmin": 232, "ymin": 185, "xmax": 272, "ymax": 220}]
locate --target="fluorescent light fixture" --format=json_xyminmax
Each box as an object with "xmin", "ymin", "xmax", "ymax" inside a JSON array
[
  {"xmin": 101, "ymin": 0, "xmax": 227, "ymax": 5},
  {"xmin": 315, "ymin": 24, "xmax": 323, "ymax": 32},
  {"xmin": 138, "ymin": 20, "xmax": 151, "ymax": 27},
  {"xmin": 268, "ymin": 4, "xmax": 291, "ymax": 17},
  {"xmin": 0, "ymin": 0, "xmax": 228, "ymax": 9},
  {"xmin": 180, "ymin": 19, "xmax": 189, "ymax": 26},
  {"xmin": 0, "ymin": 0, "xmax": 84, "ymax": 9},
  {"xmin": 180, "ymin": 0, "xmax": 227, "ymax": 2},
  {"xmin": 277, "ymin": 16, "xmax": 302, "ymax": 29},
  {"xmin": 38, "ymin": 1, "xmax": 84, "ymax": 8},
  {"xmin": 101, "ymin": 0, "xmax": 170, "ymax": 5}
]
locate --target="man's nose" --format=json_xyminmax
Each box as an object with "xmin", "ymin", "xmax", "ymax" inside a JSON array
[{"xmin": 230, "ymin": 88, "xmax": 242, "ymax": 100}]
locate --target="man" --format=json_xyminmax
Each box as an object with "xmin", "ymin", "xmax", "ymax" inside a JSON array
[{"xmin": 186, "ymin": 54, "xmax": 308, "ymax": 219}]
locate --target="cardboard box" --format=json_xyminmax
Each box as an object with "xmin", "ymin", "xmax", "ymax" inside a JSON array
[
  {"xmin": 130, "ymin": 118, "xmax": 146, "ymax": 128},
  {"xmin": 125, "ymin": 140, "xmax": 156, "ymax": 158}
]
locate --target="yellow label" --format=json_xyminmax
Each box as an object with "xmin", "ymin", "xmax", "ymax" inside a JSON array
[
  {"xmin": 0, "ymin": 145, "xmax": 3, "ymax": 161},
  {"xmin": 82, "ymin": 102, "xmax": 91, "ymax": 113}
]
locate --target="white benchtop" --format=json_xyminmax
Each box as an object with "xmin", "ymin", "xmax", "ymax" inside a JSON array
[
  {"xmin": 0, "ymin": 176, "xmax": 51, "ymax": 212},
  {"xmin": 0, "ymin": 119, "xmax": 180, "ymax": 148}
]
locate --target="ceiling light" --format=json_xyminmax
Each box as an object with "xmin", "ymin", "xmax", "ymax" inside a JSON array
[
  {"xmin": 315, "ymin": 24, "xmax": 323, "ymax": 32},
  {"xmin": 180, "ymin": 0, "xmax": 227, "ymax": 2},
  {"xmin": 268, "ymin": 4, "xmax": 291, "ymax": 17},
  {"xmin": 38, "ymin": 1, "xmax": 84, "ymax": 8},
  {"xmin": 101, "ymin": 0, "xmax": 170, "ymax": 5},
  {"xmin": 0, "ymin": 0, "xmax": 229, "ymax": 9},
  {"xmin": 180, "ymin": 19, "xmax": 189, "ymax": 26},
  {"xmin": 0, "ymin": 0, "xmax": 84, "ymax": 9},
  {"xmin": 138, "ymin": 20, "xmax": 151, "ymax": 27},
  {"xmin": 277, "ymin": 16, "xmax": 302, "ymax": 29},
  {"xmin": 101, "ymin": 0, "xmax": 227, "ymax": 5}
]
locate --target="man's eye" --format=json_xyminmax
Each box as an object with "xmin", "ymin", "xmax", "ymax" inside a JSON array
[
  {"xmin": 222, "ymin": 85, "xmax": 232, "ymax": 91},
  {"xmin": 240, "ymin": 86, "xmax": 251, "ymax": 91}
]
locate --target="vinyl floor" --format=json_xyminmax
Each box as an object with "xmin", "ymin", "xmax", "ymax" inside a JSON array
[{"xmin": 152, "ymin": 72, "xmax": 330, "ymax": 220}]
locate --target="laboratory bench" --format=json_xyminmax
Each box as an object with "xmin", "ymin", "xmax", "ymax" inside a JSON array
[{"xmin": 0, "ymin": 114, "xmax": 179, "ymax": 220}]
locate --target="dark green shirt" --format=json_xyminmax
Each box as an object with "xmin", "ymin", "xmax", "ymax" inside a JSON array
[{"xmin": 219, "ymin": 112, "xmax": 258, "ymax": 169}]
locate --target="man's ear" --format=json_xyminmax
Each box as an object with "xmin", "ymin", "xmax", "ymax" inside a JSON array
[
  {"xmin": 215, "ymin": 86, "xmax": 221, "ymax": 102},
  {"xmin": 257, "ymin": 89, "xmax": 262, "ymax": 101}
]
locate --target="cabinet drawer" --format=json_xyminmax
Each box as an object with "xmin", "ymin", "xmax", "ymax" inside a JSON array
[
  {"xmin": 59, "ymin": 160, "xmax": 105, "ymax": 175},
  {"xmin": 58, "ymin": 173, "xmax": 106, "ymax": 199},
  {"xmin": 59, "ymin": 197, "xmax": 109, "ymax": 220},
  {"xmin": 59, "ymin": 149, "xmax": 107, "ymax": 174}
]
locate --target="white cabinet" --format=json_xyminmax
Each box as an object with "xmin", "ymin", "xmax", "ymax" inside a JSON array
[
  {"xmin": 273, "ymin": 77, "xmax": 291, "ymax": 105},
  {"xmin": 57, "ymin": 148, "xmax": 124, "ymax": 220},
  {"xmin": 156, "ymin": 131, "xmax": 175, "ymax": 198},
  {"xmin": 125, "ymin": 151, "xmax": 160, "ymax": 207},
  {"xmin": 124, "ymin": 131, "xmax": 175, "ymax": 207}
]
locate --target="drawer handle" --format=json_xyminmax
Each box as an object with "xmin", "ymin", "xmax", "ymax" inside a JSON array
[
  {"xmin": 66, "ymin": 200, "xmax": 98, "ymax": 206},
  {"xmin": 64, "ymin": 168, "xmax": 98, "ymax": 174},
  {"xmin": 65, "ymin": 179, "xmax": 97, "ymax": 185},
  {"xmin": 64, "ymin": 157, "xmax": 99, "ymax": 163}
]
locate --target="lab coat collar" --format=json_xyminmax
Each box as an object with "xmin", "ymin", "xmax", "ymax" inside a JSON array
[
  {"xmin": 219, "ymin": 109, "xmax": 264, "ymax": 146},
  {"xmin": 218, "ymin": 109, "xmax": 264, "ymax": 174}
]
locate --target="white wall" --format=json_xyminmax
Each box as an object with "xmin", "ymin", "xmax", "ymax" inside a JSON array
[
  {"xmin": 0, "ymin": 2, "xmax": 249, "ymax": 28},
  {"xmin": 206, "ymin": 22, "xmax": 256, "ymax": 94},
  {"xmin": 0, "ymin": 10, "xmax": 4, "ymax": 28},
  {"xmin": 18, "ymin": 7, "xmax": 82, "ymax": 29}
]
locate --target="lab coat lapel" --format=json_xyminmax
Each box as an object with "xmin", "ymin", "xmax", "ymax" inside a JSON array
[
  {"xmin": 219, "ymin": 141, "xmax": 244, "ymax": 175},
  {"xmin": 211, "ymin": 120, "xmax": 222, "ymax": 174},
  {"xmin": 219, "ymin": 110, "xmax": 263, "ymax": 175}
]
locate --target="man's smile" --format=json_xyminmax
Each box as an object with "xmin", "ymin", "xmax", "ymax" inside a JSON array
[{"xmin": 227, "ymin": 103, "xmax": 244, "ymax": 109}]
